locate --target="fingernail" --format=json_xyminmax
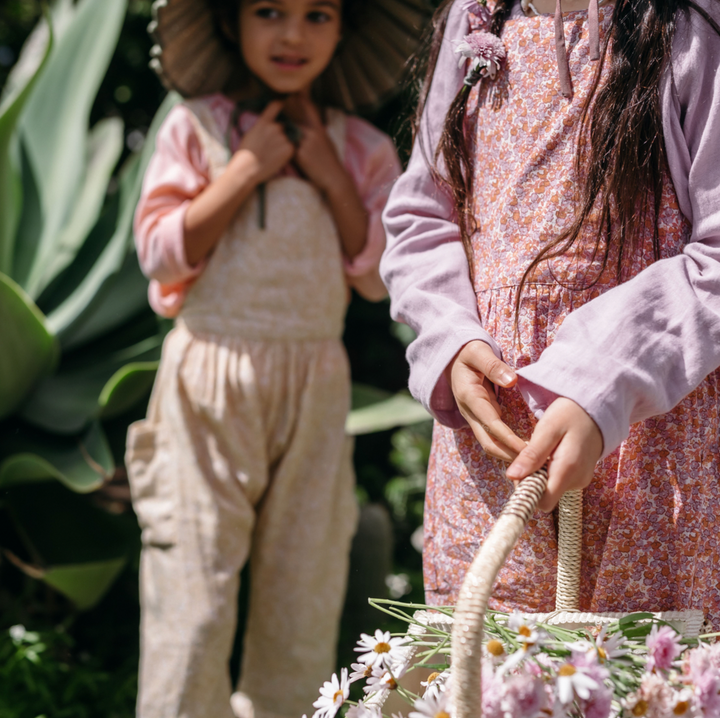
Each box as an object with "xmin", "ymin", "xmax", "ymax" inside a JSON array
[
  {"xmin": 499, "ymin": 370, "xmax": 515, "ymax": 385},
  {"xmin": 506, "ymin": 461, "xmax": 525, "ymax": 480}
]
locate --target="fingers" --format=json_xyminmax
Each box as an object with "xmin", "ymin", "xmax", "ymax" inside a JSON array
[
  {"xmin": 296, "ymin": 94, "xmax": 324, "ymax": 128},
  {"xmin": 506, "ymin": 398, "xmax": 603, "ymax": 512},
  {"xmin": 459, "ymin": 340, "xmax": 517, "ymax": 388},
  {"xmin": 258, "ymin": 99, "xmax": 284, "ymax": 124}
]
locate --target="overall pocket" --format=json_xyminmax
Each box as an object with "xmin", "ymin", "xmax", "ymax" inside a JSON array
[{"xmin": 125, "ymin": 421, "xmax": 177, "ymax": 548}]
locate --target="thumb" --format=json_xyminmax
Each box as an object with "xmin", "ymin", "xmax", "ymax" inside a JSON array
[
  {"xmin": 467, "ymin": 342, "xmax": 517, "ymax": 389},
  {"xmin": 298, "ymin": 95, "xmax": 323, "ymax": 128},
  {"xmin": 506, "ymin": 419, "xmax": 561, "ymax": 481},
  {"xmin": 258, "ymin": 99, "xmax": 284, "ymax": 124}
]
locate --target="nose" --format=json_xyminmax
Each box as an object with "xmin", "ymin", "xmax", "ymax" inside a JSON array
[{"xmin": 281, "ymin": 16, "xmax": 304, "ymax": 45}]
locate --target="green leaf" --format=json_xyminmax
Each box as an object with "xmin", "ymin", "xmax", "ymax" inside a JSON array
[
  {"xmin": 98, "ymin": 361, "xmax": 159, "ymax": 419},
  {"xmin": 37, "ymin": 117, "xmax": 124, "ymax": 289},
  {"xmin": 17, "ymin": 0, "xmax": 127, "ymax": 297},
  {"xmin": 0, "ymin": 272, "xmax": 58, "ymax": 419},
  {"xmin": 43, "ymin": 558, "xmax": 126, "ymax": 611},
  {"xmin": 20, "ymin": 336, "xmax": 163, "ymax": 434},
  {"xmin": 46, "ymin": 91, "xmax": 181, "ymax": 338},
  {"xmin": 346, "ymin": 386, "xmax": 431, "ymax": 435},
  {"xmin": 0, "ymin": 421, "xmax": 113, "ymax": 493},
  {"xmin": 0, "ymin": 6, "xmax": 53, "ymax": 276}
]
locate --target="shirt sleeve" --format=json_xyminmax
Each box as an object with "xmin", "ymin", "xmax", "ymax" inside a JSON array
[
  {"xmin": 133, "ymin": 103, "xmax": 210, "ymax": 285},
  {"xmin": 516, "ymin": 0, "xmax": 720, "ymax": 459},
  {"xmin": 342, "ymin": 116, "xmax": 402, "ymax": 301},
  {"xmin": 380, "ymin": 0, "xmax": 502, "ymax": 428}
]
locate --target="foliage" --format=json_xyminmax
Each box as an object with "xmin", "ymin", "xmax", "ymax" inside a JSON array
[
  {"xmin": 0, "ymin": 0, "xmax": 176, "ymax": 611},
  {"xmin": 0, "ymin": 622, "xmax": 136, "ymax": 717}
]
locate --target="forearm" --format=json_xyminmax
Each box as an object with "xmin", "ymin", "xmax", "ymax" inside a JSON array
[
  {"xmin": 323, "ymin": 171, "xmax": 368, "ymax": 260},
  {"xmin": 183, "ymin": 150, "xmax": 262, "ymax": 267}
]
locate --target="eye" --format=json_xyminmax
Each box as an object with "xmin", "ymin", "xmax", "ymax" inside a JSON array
[
  {"xmin": 255, "ymin": 6, "xmax": 281, "ymax": 19},
  {"xmin": 307, "ymin": 10, "xmax": 332, "ymax": 23}
]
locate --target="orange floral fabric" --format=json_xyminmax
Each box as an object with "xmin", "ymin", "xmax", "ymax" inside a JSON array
[{"xmin": 424, "ymin": 4, "xmax": 720, "ymax": 630}]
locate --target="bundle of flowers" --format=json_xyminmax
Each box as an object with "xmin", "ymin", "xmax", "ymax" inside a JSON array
[{"xmin": 309, "ymin": 600, "xmax": 720, "ymax": 718}]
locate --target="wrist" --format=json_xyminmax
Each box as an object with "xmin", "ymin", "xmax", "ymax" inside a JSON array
[
  {"xmin": 227, "ymin": 149, "xmax": 264, "ymax": 189},
  {"xmin": 317, "ymin": 164, "xmax": 351, "ymax": 196}
]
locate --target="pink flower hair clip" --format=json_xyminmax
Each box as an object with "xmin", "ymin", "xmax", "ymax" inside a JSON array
[
  {"xmin": 461, "ymin": 0, "xmax": 492, "ymax": 28},
  {"xmin": 455, "ymin": 30, "xmax": 507, "ymax": 87}
]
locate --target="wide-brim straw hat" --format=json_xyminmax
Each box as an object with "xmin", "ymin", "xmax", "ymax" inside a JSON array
[{"xmin": 148, "ymin": 0, "xmax": 432, "ymax": 112}]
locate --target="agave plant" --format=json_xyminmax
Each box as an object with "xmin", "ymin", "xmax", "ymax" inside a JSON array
[
  {"xmin": 0, "ymin": 0, "xmax": 431, "ymax": 613},
  {"xmin": 0, "ymin": 0, "xmax": 178, "ymax": 610}
]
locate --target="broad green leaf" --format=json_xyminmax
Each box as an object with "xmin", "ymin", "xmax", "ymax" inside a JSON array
[
  {"xmin": 0, "ymin": 421, "xmax": 113, "ymax": 493},
  {"xmin": 57, "ymin": 227, "xmax": 151, "ymax": 351},
  {"xmin": 99, "ymin": 361, "xmax": 159, "ymax": 419},
  {"xmin": 0, "ymin": 0, "xmax": 73, "ymax": 107},
  {"xmin": 46, "ymin": 91, "xmax": 181, "ymax": 337},
  {"xmin": 37, "ymin": 117, "xmax": 124, "ymax": 288},
  {"xmin": 4, "ymin": 480, "xmax": 137, "ymax": 608},
  {"xmin": 17, "ymin": 0, "xmax": 126, "ymax": 297},
  {"xmin": 20, "ymin": 335, "xmax": 163, "ymax": 434},
  {"xmin": 351, "ymin": 382, "xmax": 391, "ymax": 409},
  {"xmin": 0, "ymin": 8, "xmax": 53, "ymax": 276},
  {"xmin": 346, "ymin": 389, "xmax": 431, "ymax": 435},
  {"xmin": 43, "ymin": 558, "xmax": 127, "ymax": 610},
  {"xmin": 0, "ymin": 272, "xmax": 57, "ymax": 419}
]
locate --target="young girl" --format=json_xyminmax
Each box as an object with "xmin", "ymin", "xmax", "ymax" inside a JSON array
[
  {"xmin": 381, "ymin": 0, "xmax": 720, "ymax": 629},
  {"xmin": 126, "ymin": 0, "xmax": 402, "ymax": 716}
]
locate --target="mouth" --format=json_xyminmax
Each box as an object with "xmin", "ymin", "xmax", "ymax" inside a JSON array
[{"xmin": 271, "ymin": 55, "xmax": 309, "ymax": 70}]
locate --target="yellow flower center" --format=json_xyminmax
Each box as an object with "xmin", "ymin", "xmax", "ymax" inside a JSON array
[
  {"xmin": 333, "ymin": 690, "xmax": 344, "ymax": 704},
  {"xmin": 387, "ymin": 677, "xmax": 398, "ymax": 690},
  {"xmin": 363, "ymin": 665, "xmax": 372, "ymax": 677},
  {"xmin": 674, "ymin": 702, "xmax": 690, "ymax": 715},
  {"xmin": 427, "ymin": 672, "xmax": 441, "ymax": 683},
  {"xmin": 435, "ymin": 712, "xmax": 451, "ymax": 718},
  {"xmin": 518, "ymin": 626, "xmax": 532, "ymax": 638},
  {"xmin": 597, "ymin": 647, "xmax": 607, "ymax": 662},
  {"xmin": 487, "ymin": 640, "xmax": 505, "ymax": 656},
  {"xmin": 632, "ymin": 700, "xmax": 649, "ymax": 717},
  {"xmin": 374, "ymin": 642, "xmax": 391, "ymax": 654},
  {"xmin": 558, "ymin": 664, "xmax": 576, "ymax": 677}
]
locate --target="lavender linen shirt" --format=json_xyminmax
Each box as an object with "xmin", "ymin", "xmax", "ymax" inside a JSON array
[{"xmin": 381, "ymin": 0, "xmax": 720, "ymax": 459}]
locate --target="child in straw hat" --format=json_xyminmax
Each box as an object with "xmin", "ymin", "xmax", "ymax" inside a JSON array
[{"xmin": 125, "ymin": 0, "xmax": 414, "ymax": 715}]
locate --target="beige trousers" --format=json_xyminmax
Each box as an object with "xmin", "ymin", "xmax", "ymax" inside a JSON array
[{"xmin": 126, "ymin": 324, "xmax": 358, "ymax": 718}]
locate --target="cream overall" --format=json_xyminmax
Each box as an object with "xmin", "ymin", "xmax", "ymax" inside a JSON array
[{"xmin": 126, "ymin": 101, "xmax": 359, "ymax": 718}]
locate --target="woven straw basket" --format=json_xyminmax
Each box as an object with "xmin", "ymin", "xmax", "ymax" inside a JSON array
[{"xmin": 369, "ymin": 469, "xmax": 705, "ymax": 714}]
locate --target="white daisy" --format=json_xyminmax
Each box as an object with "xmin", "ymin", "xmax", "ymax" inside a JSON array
[
  {"xmin": 363, "ymin": 663, "xmax": 407, "ymax": 695},
  {"xmin": 409, "ymin": 692, "xmax": 453, "ymax": 718},
  {"xmin": 421, "ymin": 670, "xmax": 452, "ymax": 699},
  {"xmin": 354, "ymin": 629, "xmax": 410, "ymax": 669},
  {"xmin": 346, "ymin": 701, "xmax": 383, "ymax": 718},
  {"xmin": 349, "ymin": 662, "xmax": 373, "ymax": 684},
  {"xmin": 312, "ymin": 668, "xmax": 350, "ymax": 718},
  {"xmin": 500, "ymin": 613, "xmax": 546, "ymax": 674},
  {"xmin": 555, "ymin": 663, "xmax": 599, "ymax": 704}
]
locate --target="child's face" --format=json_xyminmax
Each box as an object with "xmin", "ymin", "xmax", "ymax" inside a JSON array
[{"xmin": 238, "ymin": 0, "xmax": 342, "ymax": 96}]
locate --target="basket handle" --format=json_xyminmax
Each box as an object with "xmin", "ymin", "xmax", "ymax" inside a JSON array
[{"xmin": 450, "ymin": 471, "xmax": 584, "ymax": 718}]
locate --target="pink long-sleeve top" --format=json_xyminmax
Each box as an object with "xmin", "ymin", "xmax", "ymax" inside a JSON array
[
  {"xmin": 381, "ymin": 0, "xmax": 720, "ymax": 459},
  {"xmin": 135, "ymin": 94, "xmax": 401, "ymax": 317}
]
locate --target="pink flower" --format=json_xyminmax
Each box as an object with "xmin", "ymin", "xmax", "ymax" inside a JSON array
[
  {"xmin": 481, "ymin": 661, "xmax": 504, "ymax": 717},
  {"xmin": 501, "ymin": 673, "xmax": 547, "ymax": 718},
  {"xmin": 693, "ymin": 670, "xmax": 720, "ymax": 718},
  {"xmin": 579, "ymin": 682, "xmax": 613, "ymax": 718},
  {"xmin": 646, "ymin": 625, "xmax": 684, "ymax": 672},
  {"xmin": 461, "ymin": 0, "xmax": 492, "ymax": 27}
]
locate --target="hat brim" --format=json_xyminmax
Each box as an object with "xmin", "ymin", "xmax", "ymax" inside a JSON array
[{"xmin": 149, "ymin": 0, "xmax": 431, "ymax": 112}]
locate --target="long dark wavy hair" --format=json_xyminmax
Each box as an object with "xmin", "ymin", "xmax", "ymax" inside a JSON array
[{"xmin": 412, "ymin": 0, "xmax": 719, "ymax": 322}]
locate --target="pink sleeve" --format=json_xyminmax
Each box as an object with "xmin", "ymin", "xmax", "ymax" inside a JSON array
[
  {"xmin": 380, "ymin": 1, "xmax": 501, "ymax": 428},
  {"xmin": 342, "ymin": 117, "xmax": 402, "ymax": 301},
  {"xmin": 517, "ymin": 0, "xmax": 720, "ymax": 458},
  {"xmin": 134, "ymin": 104, "xmax": 210, "ymax": 287}
]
